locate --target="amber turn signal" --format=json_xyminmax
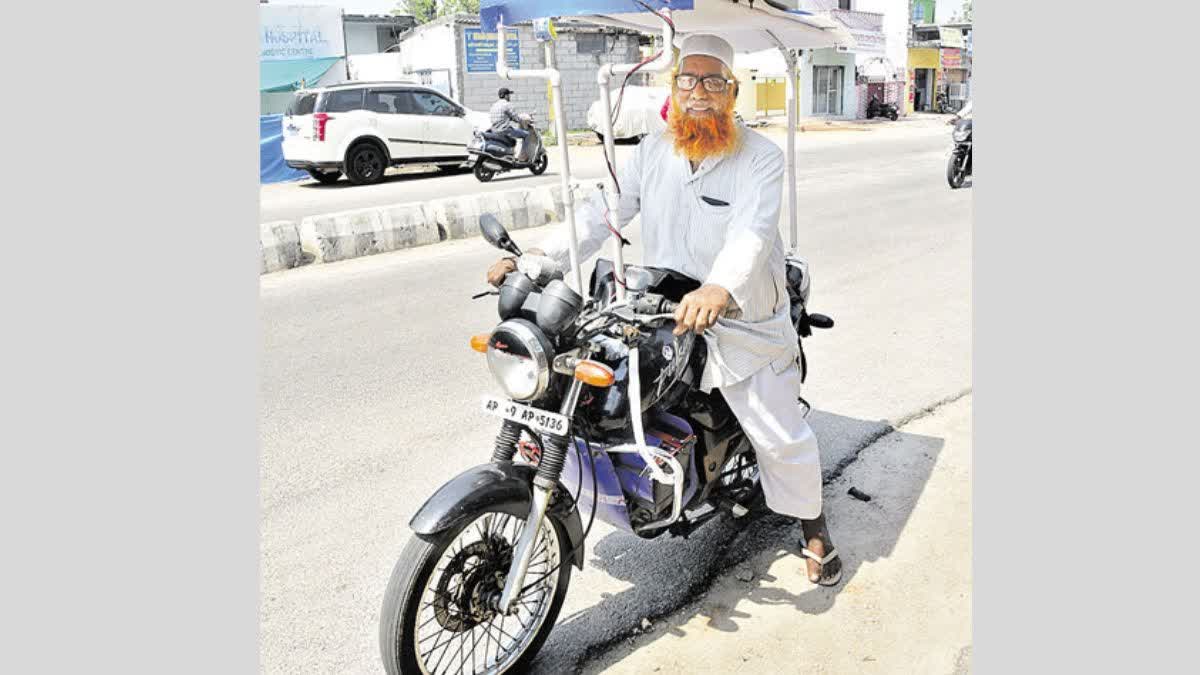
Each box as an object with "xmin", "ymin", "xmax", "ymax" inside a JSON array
[
  {"xmin": 574, "ymin": 360, "xmax": 615, "ymax": 387},
  {"xmin": 470, "ymin": 333, "xmax": 491, "ymax": 353}
]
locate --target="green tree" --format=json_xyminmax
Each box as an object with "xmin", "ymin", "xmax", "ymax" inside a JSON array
[
  {"xmin": 440, "ymin": 0, "xmax": 481, "ymax": 15},
  {"xmin": 395, "ymin": 0, "xmax": 437, "ymax": 24}
]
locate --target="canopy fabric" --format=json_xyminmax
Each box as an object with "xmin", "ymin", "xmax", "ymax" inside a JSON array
[
  {"xmin": 481, "ymin": 0, "xmax": 854, "ymax": 52},
  {"xmin": 260, "ymin": 57, "xmax": 340, "ymax": 93}
]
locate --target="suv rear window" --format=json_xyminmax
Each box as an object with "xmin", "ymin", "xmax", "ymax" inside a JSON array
[
  {"xmin": 320, "ymin": 89, "xmax": 365, "ymax": 113},
  {"xmin": 286, "ymin": 93, "xmax": 317, "ymax": 116}
]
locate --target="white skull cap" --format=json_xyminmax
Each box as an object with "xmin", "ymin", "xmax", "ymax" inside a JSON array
[{"xmin": 677, "ymin": 34, "xmax": 735, "ymax": 71}]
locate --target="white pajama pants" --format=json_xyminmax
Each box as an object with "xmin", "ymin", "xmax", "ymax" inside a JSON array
[{"xmin": 718, "ymin": 359, "xmax": 823, "ymax": 520}]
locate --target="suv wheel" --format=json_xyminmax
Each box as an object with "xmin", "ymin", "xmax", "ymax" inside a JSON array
[{"xmin": 345, "ymin": 142, "xmax": 387, "ymax": 185}]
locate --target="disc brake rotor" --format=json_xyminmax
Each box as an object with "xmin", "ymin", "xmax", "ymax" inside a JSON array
[{"xmin": 432, "ymin": 538, "xmax": 513, "ymax": 633}]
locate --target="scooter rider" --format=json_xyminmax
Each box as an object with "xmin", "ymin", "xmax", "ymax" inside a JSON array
[{"xmin": 489, "ymin": 87, "xmax": 530, "ymax": 160}]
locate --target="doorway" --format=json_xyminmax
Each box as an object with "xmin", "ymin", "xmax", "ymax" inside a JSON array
[
  {"xmin": 812, "ymin": 65, "xmax": 845, "ymax": 116},
  {"xmin": 913, "ymin": 68, "xmax": 934, "ymax": 111}
]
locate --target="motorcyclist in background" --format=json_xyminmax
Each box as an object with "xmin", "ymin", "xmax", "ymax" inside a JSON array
[{"xmin": 489, "ymin": 87, "xmax": 531, "ymax": 161}]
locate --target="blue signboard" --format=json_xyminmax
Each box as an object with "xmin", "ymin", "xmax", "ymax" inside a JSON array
[
  {"xmin": 464, "ymin": 28, "xmax": 521, "ymax": 73},
  {"xmin": 480, "ymin": 0, "xmax": 689, "ymax": 33}
]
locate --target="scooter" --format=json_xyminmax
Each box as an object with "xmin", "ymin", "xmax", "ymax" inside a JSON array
[
  {"xmin": 865, "ymin": 95, "xmax": 899, "ymax": 121},
  {"xmin": 467, "ymin": 114, "xmax": 549, "ymax": 183}
]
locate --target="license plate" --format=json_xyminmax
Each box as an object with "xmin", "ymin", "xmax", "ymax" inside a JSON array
[{"xmin": 481, "ymin": 396, "xmax": 569, "ymax": 436}]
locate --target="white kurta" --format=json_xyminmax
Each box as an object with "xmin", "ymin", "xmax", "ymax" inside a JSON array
[{"xmin": 539, "ymin": 125, "xmax": 823, "ymax": 519}]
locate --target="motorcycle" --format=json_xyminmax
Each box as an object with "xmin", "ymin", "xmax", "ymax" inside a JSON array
[
  {"xmin": 865, "ymin": 95, "xmax": 899, "ymax": 121},
  {"xmin": 947, "ymin": 117, "xmax": 973, "ymax": 189},
  {"xmin": 467, "ymin": 113, "xmax": 549, "ymax": 183},
  {"xmin": 379, "ymin": 214, "xmax": 834, "ymax": 674}
]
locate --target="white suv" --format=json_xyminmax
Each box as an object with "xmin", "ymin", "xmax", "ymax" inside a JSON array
[{"xmin": 281, "ymin": 82, "xmax": 489, "ymax": 185}]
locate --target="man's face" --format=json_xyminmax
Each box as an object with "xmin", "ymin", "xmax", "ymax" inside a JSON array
[
  {"xmin": 674, "ymin": 55, "xmax": 736, "ymax": 118},
  {"xmin": 668, "ymin": 54, "xmax": 739, "ymax": 162}
]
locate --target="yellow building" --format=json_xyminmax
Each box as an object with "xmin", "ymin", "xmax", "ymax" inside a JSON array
[{"xmin": 906, "ymin": 47, "xmax": 941, "ymax": 114}]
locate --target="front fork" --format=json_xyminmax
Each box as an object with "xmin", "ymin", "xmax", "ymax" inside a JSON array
[{"xmin": 495, "ymin": 378, "xmax": 586, "ymax": 615}]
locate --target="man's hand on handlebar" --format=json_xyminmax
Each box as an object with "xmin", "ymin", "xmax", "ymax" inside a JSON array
[
  {"xmin": 673, "ymin": 284, "xmax": 733, "ymax": 336},
  {"xmin": 486, "ymin": 247, "xmax": 546, "ymax": 287}
]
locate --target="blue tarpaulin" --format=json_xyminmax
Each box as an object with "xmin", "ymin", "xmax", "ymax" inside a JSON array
[{"xmin": 261, "ymin": 115, "xmax": 309, "ymax": 184}]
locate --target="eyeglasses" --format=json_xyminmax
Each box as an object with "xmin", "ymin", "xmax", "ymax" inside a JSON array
[{"xmin": 674, "ymin": 74, "xmax": 735, "ymax": 93}]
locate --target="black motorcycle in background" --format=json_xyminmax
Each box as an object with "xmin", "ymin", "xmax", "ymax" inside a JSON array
[
  {"xmin": 947, "ymin": 118, "xmax": 973, "ymax": 189},
  {"xmin": 865, "ymin": 95, "xmax": 899, "ymax": 121}
]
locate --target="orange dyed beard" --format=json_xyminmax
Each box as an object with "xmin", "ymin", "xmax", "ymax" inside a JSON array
[{"xmin": 667, "ymin": 89, "xmax": 739, "ymax": 163}]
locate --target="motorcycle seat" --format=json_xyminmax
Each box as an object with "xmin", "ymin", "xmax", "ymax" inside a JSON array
[{"xmin": 482, "ymin": 131, "xmax": 516, "ymax": 146}]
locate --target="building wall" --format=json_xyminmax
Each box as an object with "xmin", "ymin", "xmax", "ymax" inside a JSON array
[
  {"xmin": 400, "ymin": 18, "xmax": 643, "ymax": 130},
  {"xmin": 396, "ymin": 22, "xmax": 461, "ymax": 97},
  {"xmin": 854, "ymin": 0, "xmax": 911, "ymax": 81},
  {"xmin": 801, "ymin": 48, "xmax": 858, "ymax": 118},
  {"xmin": 345, "ymin": 23, "xmax": 381, "ymax": 55}
]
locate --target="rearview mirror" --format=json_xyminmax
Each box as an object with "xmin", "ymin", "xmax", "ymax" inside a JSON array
[{"xmin": 480, "ymin": 214, "xmax": 522, "ymax": 256}]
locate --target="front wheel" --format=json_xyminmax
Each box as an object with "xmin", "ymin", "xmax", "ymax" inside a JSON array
[
  {"xmin": 947, "ymin": 150, "xmax": 968, "ymax": 189},
  {"xmin": 474, "ymin": 163, "xmax": 496, "ymax": 182},
  {"xmin": 380, "ymin": 510, "xmax": 572, "ymax": 675},
  {"xmin": 529, "ymin": 153, "xmax": 548, "ymax": 176}
]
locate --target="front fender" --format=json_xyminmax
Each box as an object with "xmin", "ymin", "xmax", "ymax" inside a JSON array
[{"xmin": 409, "ymin": 461, "xmax": 586, "ymax": 569}]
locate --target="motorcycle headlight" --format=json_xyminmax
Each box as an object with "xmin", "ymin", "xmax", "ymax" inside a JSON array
[
  {"xmin": 953, "ymin": 127, "xmax": 969, "ymax": 142},
  {"xmin": 486, "ymin": 320, "xmax": 554, "ymax": 401}
]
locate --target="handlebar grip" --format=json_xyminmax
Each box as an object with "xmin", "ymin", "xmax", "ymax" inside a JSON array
[{"xmin": 659, "ymin": 299, "xmax": 679, "ymax": 314}]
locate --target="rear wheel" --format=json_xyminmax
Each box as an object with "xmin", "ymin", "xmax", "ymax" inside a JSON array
[
  {"xmin": 380, "ymin": 510, "xmax": 572, "ymax": 675},
  {"xmin": 345, "ymin": 142, "xmax": 387, "ymax": 185},
  {"xmin": 715, "ymin": 445, "xmax": 764, "ymax": 511},
  {"xmin": 307, "ymin": 168, "xmax": 342, "ymax": 185},
  {"xmin": 474, "ymin": 163, "xmax": 496, "ymax": 182}
]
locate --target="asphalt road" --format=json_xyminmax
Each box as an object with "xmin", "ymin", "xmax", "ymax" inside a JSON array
[
  {"xmin": 259, "ymin": 117, "xmax": 945, "ymax": 225},
  {"xmin": 259, "ymin": 118, "xmax": 972, "ymax": 674}
]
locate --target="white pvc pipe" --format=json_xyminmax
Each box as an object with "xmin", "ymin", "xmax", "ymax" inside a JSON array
[
  {"xmin": 785, "ymin": 49, "xmax": 799, "ymax": 251},
  {"xmin": 765, "ymin": 31, "xmax": 799, "ymax": 252},
  {"xmin": 496, "ymin": 20, "xmax": 584, "ymax": 293},
  {"xmin": 595, "ymin": 15, "xmax": 676, "ymax": 300}
]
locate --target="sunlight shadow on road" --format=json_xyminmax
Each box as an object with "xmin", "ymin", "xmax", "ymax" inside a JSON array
[{"xmin": 529, "ymin": 410, "xmax": 944, "ymax": 672}]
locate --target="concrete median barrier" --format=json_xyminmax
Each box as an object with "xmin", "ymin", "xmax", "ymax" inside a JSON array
[
  {"xmin": 297, "ymin": 203, "xmax": 438, "ymax": 266},
  {"xmin": 260, "ymin": 221, "xmax": 304, "ymax": 274},
  {"xmin": 261, "ymin": 181, "xmax": 591, "ymax": 274}
]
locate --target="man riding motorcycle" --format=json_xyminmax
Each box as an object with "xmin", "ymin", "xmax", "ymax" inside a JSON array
[
  {"xmin": 489, "ymin": 87, "xmax": 531, "ymax": 162},
  {"xmin": 487, "ymin": 34, "xmax": 843, "ymax": 586}
]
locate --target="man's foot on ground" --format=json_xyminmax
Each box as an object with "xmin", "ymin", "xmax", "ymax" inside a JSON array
[{"xmin": 799, "ymin": 515, "xmax": 843, "ymax": 586}]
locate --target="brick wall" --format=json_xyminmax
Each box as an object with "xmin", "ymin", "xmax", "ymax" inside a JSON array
[{"xmin": 455, "ymin": 21, "xmax": 644, "ymax": 130}]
